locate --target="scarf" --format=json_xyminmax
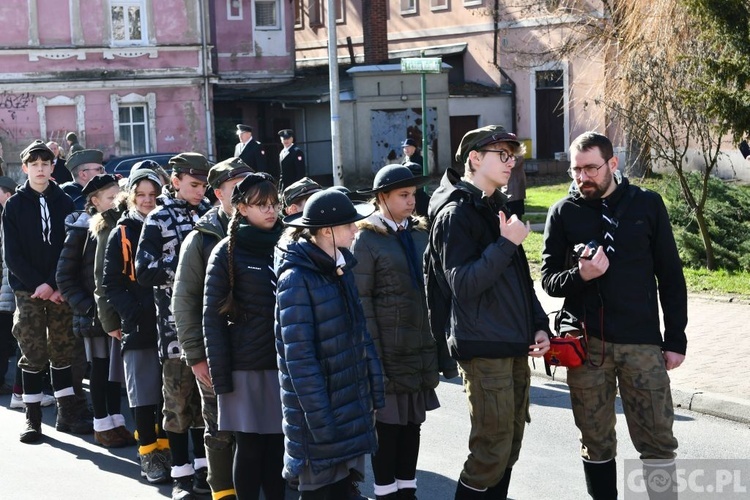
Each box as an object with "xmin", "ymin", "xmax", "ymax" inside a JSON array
[
  {"xmin": 396, "ymin": 223, "xmax": 423, "ymax": 291},
  {"xmin": 236, "ymin": 219, "xmax": 283, "ymax": 257}
]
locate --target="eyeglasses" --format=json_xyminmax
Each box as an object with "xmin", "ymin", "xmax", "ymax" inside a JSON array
[
  {"xmin": 250, "ymin": 202, "xmax": 281, "ymax": 213},
  {"xmin": 82, "ymin": 167, "xmax": 105, "ymax": 174},
  {"xmin": 477, "ymin": 149, "xmax": 516, "ymax": 163},
  {"xmin": 568, "ymin": 158, "xmax": 610, "ymax": 179}
]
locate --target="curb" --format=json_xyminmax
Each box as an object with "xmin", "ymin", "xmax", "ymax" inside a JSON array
[{"xmin": 530, "ymin": 363, "xmax": 750, "ymax": 425}]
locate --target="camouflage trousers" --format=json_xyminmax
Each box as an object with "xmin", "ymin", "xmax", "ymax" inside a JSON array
[
  {"xmin": 12, "ymin": 291, "xmax": 75, "ymax": 372},
  {"xmin": 197, "ymin": 375, "xmax": 236, "ymax": 495},
  {"xmin": 566, "ymin": 337, "xmax": 678, "ymax": 462},
  {"xmin": 162, "ymin": 357, "xmax": 203, "ymax": 433},
  {"xmin": 457, "ymin": 356, "xmax": 531, "ymax": 490}
]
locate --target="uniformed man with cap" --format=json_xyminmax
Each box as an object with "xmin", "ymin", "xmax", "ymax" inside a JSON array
[
  {"xmin": 172, "ymin": 156, "xmax": 254, "ymax": 499},
  {"xmin": 234, "ymin": 124, "xmax": 269, "ymax": 175},
  {"xmin": 62, "ymin": 149, "xmax": 105, "ymax": 210},
  {"xmin": 401, "ymin": 138, "xmax": 424, "ymax": 169},
  {"xmin": 282, "ymin": 176, "xmax": 322, "ymax": 216},
  {"xmin": 278, "ymin": 129, "xmax": 306, "ymax": 191},
  {"xmin": 135, "ymin": 152, "xmax": 214, "ymax": 499},
  {"xmin": 66, "ymin": 132, "xmax": 84, "ymax": 159}
]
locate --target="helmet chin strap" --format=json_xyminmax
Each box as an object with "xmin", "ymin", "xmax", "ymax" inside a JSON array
[{"xmin": 330, "ymin": 227, "xmax": 344, "ymax": 276}]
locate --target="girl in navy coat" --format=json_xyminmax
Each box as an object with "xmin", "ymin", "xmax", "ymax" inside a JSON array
[
  {"xmin": 203, "ymin": 173, "xmax": 285, "ymax": 500},
  {"xmin": 275, "ymin": 189, "xmax": 386, "ymax": 499}
]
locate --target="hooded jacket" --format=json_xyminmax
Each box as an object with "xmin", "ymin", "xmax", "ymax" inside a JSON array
[
  {"xmin": 173, "ymin": 206, "xmax": 229, "ymax": 367},
  {"xmin": 56, "ymin": 211, "xmax": 105, "ymax": 337},
  {"xmin": 135, "ymin": 187, "xmax": 210, "ymax": 359},
  {"xmin": 274, "ymin": 234, "xmax": 385, "ymax": 478},
  {"xmin": 541, "ymin": 177, "xmax": 688, "ymax": 354},
  {"xmin": 203, "ymin": 220, "xmax": 282, "ymax": 394},
  {"xmin": 352, "ymin": 213, "xmax": 455, "ymax": 394},
  {"xmin": 102, "ymin": 210, "xmax": 158, "ymax": 352},
  {"xmin": 425, "ymin": 168, "xmax": 550, "ymax": 361},
  {"xmin": 2, "ymin": 180, "xmax": 75, "ymax": 293}
]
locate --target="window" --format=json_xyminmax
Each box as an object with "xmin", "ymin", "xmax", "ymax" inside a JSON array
[
  {"xmin": 110, "ymin": 0, "xmax": 147, "ymax": 45},
  {"xmin": 294, "ymin": 0, "xmax": 303, "ymax": 28},
  {"xmin": 309, "ymin": 0, "xmax": 323, "ymax": 27},
  {"xmin": 118, "ymin": 105, "xmax": 149, "ymax": 154},
  {"xmin": 401, "ymin": 0, "xmax": 417, "ymax": 14},
  {"xmin": 335, "ymin": 0, "xmax": 345, "ymax": 23},
  {"xmin": 255, "ymin": 0, "xmax": 280, "ymax": 29},
  {"xmin": 431, "ymin": 0, "xmax": 449, "ymax": 10},
  {"xmin": 227, "ymin": 0, "xmax": 242, "ymax": 20},
  {"xmin": 463, "ymin": 0, "xmax": 482, "ymax": 6}
]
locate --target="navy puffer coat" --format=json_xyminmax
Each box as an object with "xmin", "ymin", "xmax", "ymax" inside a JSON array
[{"xmin": 274, "ymin": 234, "xmax": 385, "ymax": 478}]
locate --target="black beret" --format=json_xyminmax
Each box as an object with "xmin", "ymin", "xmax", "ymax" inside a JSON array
[{"xmin": 82, "ymin": 174, "xmax": 119, "ymax": 197}]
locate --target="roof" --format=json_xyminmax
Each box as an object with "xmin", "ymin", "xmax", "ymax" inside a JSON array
[{"xmin": 214, "ymin": 74, "xmax": 354, "ymax": 104}]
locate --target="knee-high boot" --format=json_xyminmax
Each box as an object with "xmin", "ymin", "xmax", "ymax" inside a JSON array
[{"xmin": 583, "ymin": 459, "xmax": 618, "ymax": 500}]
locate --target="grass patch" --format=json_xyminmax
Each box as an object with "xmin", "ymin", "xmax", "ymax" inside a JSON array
[
  {"xmin": 683, "ymin": 268, "xmax": 750, "ymax": 299},
  {"xmin": 524, "ymin": 213, "xmax": 548, "ymax": 225},
  {"xmin": 525, "ymin": 181, "xmax": 570, "ymax": 213}
]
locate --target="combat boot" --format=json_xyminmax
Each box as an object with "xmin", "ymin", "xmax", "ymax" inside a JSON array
[
  {"xmin": 485, "ymin": 468, "xmax": 512, "ymax": 499},
  {"xmin": 56, "ymin": 395, "xmax": 93, "ymax": 434},
  {"xmin": 20, "ymin": 401, "xmax": 43, "ymax": 443}
]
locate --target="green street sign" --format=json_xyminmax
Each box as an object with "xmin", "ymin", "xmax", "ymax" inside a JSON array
[{"xmin": 401, "ymin": 57, "xmax": 442, "ymax": 74}]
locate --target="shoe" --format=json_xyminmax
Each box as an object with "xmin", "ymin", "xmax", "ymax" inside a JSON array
[
  {"xmin": 20, "ymin": 402, "xmax": 43, "ymax": 443},
  {"xmin": 95, "ymin": 427, "xmax": 128, "ymax": 448},
  {"xmin": 348, "ymin": 480, "xmax": 367, "ymax": 500},
  {"xmin": 10, "ymin": 393, "xmax": 24, "ymax": 410},
  {"xmin": 55, "ymin": 395, "xmax": 93, "ymax": 434},
  {"xmin": 140, "ymin": 449, "xmax": 170, "ymax": 484},
  {"xmin": 193, "ymin": 467, "xmax": 210, "ymax": 495},
  {"xmin": 114, "ymin": 425, "xmax": 137, "ymax": 446},
  {"xmin": 0, "ymin": 382, "xmax": 12, "ymax": 395},
  {"xmin": 75, "ymin": 395, "xmax": 94, "ymax": 419},
  {"xmin": 172, "ymin": 475, "xmax": 196, "ymax": 500},
  {"xmin": 40, "ymin": 393, "xmax": 56, "ymax": 407}
]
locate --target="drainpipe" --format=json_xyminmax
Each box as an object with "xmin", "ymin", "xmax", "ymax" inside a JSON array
[
  {"xmin": 198, "ymin": 0, "xmax": 215, "ymax": 160},
  {"xmin": 493, "ymin": 0, "xmax": 517, "ymax": 135}
]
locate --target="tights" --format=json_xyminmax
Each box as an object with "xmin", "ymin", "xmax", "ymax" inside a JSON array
[
  {"xmin": 233, "ymin": 432, "xmax": 285, "ymax": 500},
  {"xmin": 371, "ymin": 421, "xmax": 421, "ymax": 486}
]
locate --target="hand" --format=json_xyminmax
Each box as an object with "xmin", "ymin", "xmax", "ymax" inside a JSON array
[
  {"xmin": 499, "ymin": 211, "xmax": 530, "ymax": 246},
  {"xmin": 663, "ymin": 351, "xmax": 685, "ymax": 370},
  {"xmin": 528, "ymin": 330, "xmax": 550, "ymax": 358},
  {"xmin": 578, "ymin": 245, "xmax": 609, "ymax": 281},
  {"xmin": 107, "ymin": 329, "xmax": 122, "ymax": 341},
  {"xmin": 191, "ymin": 360, "xmax": 212, "ymax": 388},
  {"xmin": 31, "ymin": 283, "xmax": 54, "ymax": 300},
  {"xmin": 48, "ymin": 290, "xmax": 65, "ymax": 304}
]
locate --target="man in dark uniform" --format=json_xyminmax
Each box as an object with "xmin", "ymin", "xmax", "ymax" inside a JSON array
[
  {"xmin": 277, "ymin": 129, "xmax": 306, "ymax": 191},
  {"xmin": 234, "ymin": 124, "xmax": 269, "ymax": 175},
  {"xmin": 401, "ymin": 138, "xmax": 424, "ymax": 171},
  {"xmin": 47, "ymin": 141, "xmax": 73, "ymax": 184},
  {"xmin": 61, "ymin": 149, "xmax": 105, "ymax": 210}
]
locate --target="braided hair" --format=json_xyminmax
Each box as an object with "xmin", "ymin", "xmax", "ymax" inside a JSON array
[{"xmin": 218, "ymin": 178, "xmax": 278, "ymax": 316}]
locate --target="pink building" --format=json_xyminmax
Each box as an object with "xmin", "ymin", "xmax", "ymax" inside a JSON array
[{"xmin": 0, "ymin": 0, "xmax": 296, "ymax": 169}]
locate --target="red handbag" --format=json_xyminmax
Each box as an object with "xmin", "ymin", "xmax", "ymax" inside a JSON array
[{"xmin": 544, "ymin": 334, "xmax": 586, "ymax": 368}]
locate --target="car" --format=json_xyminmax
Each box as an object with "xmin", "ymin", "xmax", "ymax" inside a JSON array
[{"xmin": 103, "ymin": 153, "xmax": 178, "ymax": 177}]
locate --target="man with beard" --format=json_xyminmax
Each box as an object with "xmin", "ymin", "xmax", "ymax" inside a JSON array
[{"xmin": 541, "ymin": 131, "xmax": 687, "ymax": 500}]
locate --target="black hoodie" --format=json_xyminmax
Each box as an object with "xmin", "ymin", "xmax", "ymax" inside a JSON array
[
  {"xmin": 425, "ymin": 168, "xmax": 550, "ymax": 361},
  {"xmin": 2, "ymin": 180, "xmax": 75, "ymax": 293}
]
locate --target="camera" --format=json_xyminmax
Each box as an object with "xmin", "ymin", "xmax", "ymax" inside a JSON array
[{"xmin": 573, "ymin": 240, "xmax": 599, "ymax": 261}]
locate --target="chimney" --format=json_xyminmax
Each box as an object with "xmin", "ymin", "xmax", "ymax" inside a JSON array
[{"xmin": 363, "ymin": 0, "xmax": 388, "ymax": 64}]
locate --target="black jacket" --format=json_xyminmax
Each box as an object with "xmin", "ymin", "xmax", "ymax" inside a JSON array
[
  {"xmin": 2, "ymin": 180, "xmax": 75, "ymax": 293},
  {"xmin": 203, "ymin": 222, "xmax": 281, "ymax": 394},
  {"xmin": 61, "ymin": 181, "xmax": 85, "ymax": 210},
  {"xmin": 56, "ymin": 211, "xmax": 105, "ymax": 337},
  {"xmin": 541, "ymin": 178, "xmax": 688, "ymax": 354},
  {"xmin": 279, "ymin": 144, "xmax": 306, "ymax": 191},
  {"xmin": 102, "ymin": 210, "xmax": 158, "ymax": 352},
  {"xmin": 425, "ymin": 168, "xmax": 550, "ymax": 361},
  {"xmin": 237, "ymin": 140, "xmax": 271, "ymax": 176}
]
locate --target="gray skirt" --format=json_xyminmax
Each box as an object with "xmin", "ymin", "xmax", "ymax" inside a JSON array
[
  {"xmin": 123, "ymin": 348, "xmax": 162, "ymax": 407},
  {"xmin": 84, "ymin": 336, "xmax": 109, "ymax": 361},
  {"xmin": 217, "ymin": 370, "xmax": 282, "ymax": 434},
  {"xmin": 376, "ymin": 388, "xmax": 440, "ymax": 426}
]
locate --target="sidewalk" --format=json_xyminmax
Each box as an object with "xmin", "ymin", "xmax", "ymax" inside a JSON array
[{"xmin": 532, "ymin": 284, "xmax": 750, "ymax": 424}]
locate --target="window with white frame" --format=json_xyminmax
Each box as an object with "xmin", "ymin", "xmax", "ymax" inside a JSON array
[
  {"xmin": 227, "ymin": 0, "xmax": 242, "ymax": 20},
  {"xmin": 309, "ymin": 0, "xmax": 323, "ymax": 27},
  {"xmin": 335, "ymin": 0, "xmax": 345, "ymax": 23},
  {"xmin": 255, "ymin": 0, "xmax": 280, "ymax": 30},
  {"xmin": 431, "ymin": 0, "xmax": 449, "ymax": 10},
  {"xmin": 401, "ymin": 0, "xmax": 417, "ymax": 14},
  {"xmin": 118, "ymin": 105, "xmax": 149, "ymax": 154},
  {"xmin": 463, "ymin": 0, "xmax": 482, "ymax": 6},
  {"xmin": 294, "ymin": 0, "xmax": 303, "ymax": 28},
  {"xmin": 110, "ymin": 0, "xmax": 148, "ymax": 45}
]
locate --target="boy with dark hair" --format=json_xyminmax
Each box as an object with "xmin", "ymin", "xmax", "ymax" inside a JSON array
[
  {"xmin": 2, "ymin": 140, "xmax": 92, "ymax": 443},
  {"xmin": 136, "ymin": 152, "xmax": 212, "ymax": 499}
]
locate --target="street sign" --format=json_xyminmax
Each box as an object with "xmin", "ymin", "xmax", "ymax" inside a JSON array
[{"xmin": 401, "ymin": 57, "xmax": 442, "ymax": 74}]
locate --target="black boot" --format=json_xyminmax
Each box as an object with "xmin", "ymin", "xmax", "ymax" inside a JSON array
[
  {"xmin": 56, "ymin": 395, "xmax": 93, "ymax": 434},
  {"xmin": 396, "ymin": 489, "xmax": 416, "ymax": 499},
  {"xmin": 20, "ymin": 401, "xmax": 42, "ymax": 443},
  {"xmin": 455, "ymin": 479, "xmax": 487, "ymax": 500},
  {"xmin": 583, "ymin": 460, "xmax": 617, "ymax": 500},
  {"xmin": 486, "ymin": 468, "xmax": 512, "ymax": 499}
]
